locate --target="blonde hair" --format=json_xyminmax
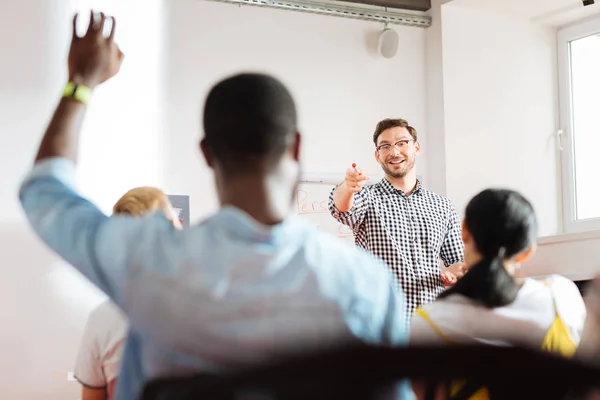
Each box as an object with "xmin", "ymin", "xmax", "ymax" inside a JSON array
[{"xmin": 113, "ymin": 187, "xmax": 172, "ymax": 217}]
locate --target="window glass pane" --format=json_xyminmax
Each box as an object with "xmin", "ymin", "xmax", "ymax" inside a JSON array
[{"xmin": 570, "ymin": 34, "xmax": 600, "ymax": 220}]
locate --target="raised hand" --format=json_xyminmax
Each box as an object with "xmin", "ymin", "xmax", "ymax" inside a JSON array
[
  {"xmin": 344, "ymin": 163, "xmax": 369, "ymax": 193},
  {"xmin": 68, "ymin": 10, "xmax": 124, "ymax": 88}
]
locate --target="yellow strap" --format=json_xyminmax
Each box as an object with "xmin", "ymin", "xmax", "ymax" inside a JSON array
[
  {"xmin": 540, "ymin": 280, "xmax": 577, "ymax": 357},
  {"xmin": 415, "ymin": 308, "xmax": 453, "ymax": 344},
  {"xmin": 542, "ymin": 279, "xmax": 566, "ymax": 323},
  {"xmin": 62, "ymin": 81, "xmax": 92, "ymax": 105}
]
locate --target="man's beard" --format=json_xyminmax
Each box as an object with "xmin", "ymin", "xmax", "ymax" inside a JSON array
[{"xmin": 381, "ymin": 157, "xmax": 415, "ymax": 179}]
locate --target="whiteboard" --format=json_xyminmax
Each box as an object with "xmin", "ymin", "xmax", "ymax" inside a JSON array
[
  {"xmin": 294, "ymin": 174, "xmax": 423, "ymax": 245},
  {"xmin": 294, "ymin": 182, "xmax": 355, "ymax": 245}
]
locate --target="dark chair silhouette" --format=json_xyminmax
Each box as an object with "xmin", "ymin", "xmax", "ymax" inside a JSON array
[{"xmin": 140, "ymin": 344, "xmax": 600, "ymax": 400}]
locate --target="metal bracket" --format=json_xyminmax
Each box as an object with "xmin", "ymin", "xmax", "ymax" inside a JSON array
[{"xmin": 203, "ymin": 0, "xmax": 432, "ymax": 27}]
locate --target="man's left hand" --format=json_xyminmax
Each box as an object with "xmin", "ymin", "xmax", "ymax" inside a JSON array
[
  {"xmin": 441, "ymin": 262, "xmax": 468, "ymax": 286},
  {"xmin": 68, "ymin": 10, "xmax": 124, "ymax": 89}
]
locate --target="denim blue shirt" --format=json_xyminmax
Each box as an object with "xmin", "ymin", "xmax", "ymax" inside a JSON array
[{"xmin": 19, "ymin": 158, "xmax": 413, "ymax": 399}]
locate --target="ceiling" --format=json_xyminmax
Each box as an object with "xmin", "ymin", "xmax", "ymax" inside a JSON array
[
  {"xmin": 328, "ymin": 0, "xmax": 600, "ymax": 26},
  {"xmin": 450, "ymin": 0, "xmax": 600, "ymax": 27}
]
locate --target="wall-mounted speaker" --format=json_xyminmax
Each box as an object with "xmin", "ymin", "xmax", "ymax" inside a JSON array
[{"xmin": 377, "ymin": 27, "xmax": 399, "ymax": 59}]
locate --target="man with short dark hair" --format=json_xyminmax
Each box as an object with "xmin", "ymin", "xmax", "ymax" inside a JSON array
[
  {"xmin": 329, "ymin": 118, "xmax": 466, "ymax": 324},
  {"xmin": 20, "ymin": 11, "xmax": 413, "ymax": 400}
]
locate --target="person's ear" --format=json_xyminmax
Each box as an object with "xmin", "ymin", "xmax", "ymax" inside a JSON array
[
  {"xmin": 291, "ymin": 132, "xmax": 301, "ymax": 162},
  {"xmin": 515, "ymin": 245, "xmax": 536, "ymax": 264},
  {"xmin": 200, "ymin": 139, "xmax": 213, "ymax": 168},
  {"xmin": 414, "ymin": 140, "xmax": 421, "ymax": 156}
]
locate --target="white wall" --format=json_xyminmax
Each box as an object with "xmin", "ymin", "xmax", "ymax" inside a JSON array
[
  {"xmin": 72, "ymin": 0, "xmax": 164, "ymax": 214},
  {"xmin": 424, "ymin": 0, "xmax": 452, "ymax": 196},
  {"xmin": 163, "ymin": 0, "xmax": 428, "ymax": 222},
  {"xmin": 0, "ymin": 2, "xmax": 96, "ymax": 399},
  {"xmin": 0, "ymin": 0, "xmax": 428, "ymax": 398},
  {"xmin": 427, "ymin": 1, "xmax": 600, "ymax": 282},
  {"xmin": 438, "ymin": 3, "xmax": 561, "ymax": 236},
  {"xmin": 519, "ymin": 233, "xmax": 600, "ymax": 282},
  {"xmin": 1, "ymin": 0, "xmax": 165, "ymax": 398}
]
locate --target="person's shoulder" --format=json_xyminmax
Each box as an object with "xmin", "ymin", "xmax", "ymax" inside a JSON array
[
  {"xmin": 305, "ymin": 232, "xmax": 401, "ymax": 339},
  {"xmin": 414, "ymin": 293, "xmax": 477, "ymax": 324},
  {"xmin": 540, "ymin": 275, "xmax": 585, "ymax": 311},
  {"xmin": 307, "ymin": 228, "xmax": 365, "ymax": 258},
  {"xmin": 88, "ymin": 300, "xmax": 128, "ymax": 330},
  {"xmin": 409, "ymin": 298, "xmax": 464, "ymax": 344},
  {"xmin": 522, "ymin": 275, "xmax": 584, "ymax": 314},
  {"xmin": 409, "ymin": 303, "xmax": 444, "ymax": 342},
  {"xmin": 543, "ymin": 274, "xmax": 581, "ymax": 295},
  {"xmin": 420, "ymin": 187, "xmax": 456, "ymax": 208}
]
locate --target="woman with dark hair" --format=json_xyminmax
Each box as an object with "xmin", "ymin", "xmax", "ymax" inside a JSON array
[{"xmin": 410, "ymin": 189, "xmax": 586, "ymax": 399}]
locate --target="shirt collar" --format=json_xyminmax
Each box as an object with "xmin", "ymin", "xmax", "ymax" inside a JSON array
[
  {"xmin": 215, "ymin": 205, "xmax": 300, "ymax": 245},
  {"xmin": 379, "ymin": 177, "xmax": 423, "ymax": 197}
]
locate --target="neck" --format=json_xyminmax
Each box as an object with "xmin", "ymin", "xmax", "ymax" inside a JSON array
[
  {"xmin": 386, "ymin": 170, "xmax": 418, "ymax": 195},
  {"xmin": 216, "ymin": 169, "xmax": 296, "ymax": 226},
  {"xmin": 467, "ymin": 252, "xmax": 518, "ymax": 277}
]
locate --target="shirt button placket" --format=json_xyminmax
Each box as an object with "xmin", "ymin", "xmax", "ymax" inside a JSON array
[{"xmin": 406, "ymin": 198, "xmax": 416, "ymax": 270}]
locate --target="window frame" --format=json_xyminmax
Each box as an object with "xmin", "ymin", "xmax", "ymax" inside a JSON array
[{"xmin": 557, "ymin": 15, "xmax": 600, "ymax": 234}]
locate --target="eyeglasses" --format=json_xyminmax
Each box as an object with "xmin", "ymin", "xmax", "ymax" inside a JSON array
[{"xmin": 376, "ymin": 139, "xmax": 414, "ymax": 155}]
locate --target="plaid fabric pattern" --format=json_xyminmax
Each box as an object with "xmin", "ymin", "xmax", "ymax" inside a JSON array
[{"xmin": 329, "ymin": 178, "xmax": 464, "ymax": 324}]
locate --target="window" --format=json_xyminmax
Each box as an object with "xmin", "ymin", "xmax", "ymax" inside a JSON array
[{"xmin": 558, "ymin": 15, "xmax": 600, "ymax": 233}]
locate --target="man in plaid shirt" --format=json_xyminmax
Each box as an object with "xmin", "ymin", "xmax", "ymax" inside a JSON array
[{"xmin": 329, "ymin": 118, "xmax": 466, "ymax": 324}]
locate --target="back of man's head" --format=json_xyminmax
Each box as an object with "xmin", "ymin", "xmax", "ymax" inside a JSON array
[{"xmin": 202, "ymin": 73, "xmax": 298, "ymax": 175}]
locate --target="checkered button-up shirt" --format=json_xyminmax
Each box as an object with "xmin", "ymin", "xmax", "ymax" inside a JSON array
[{"xmin": 329, "ymin": 178, "xmax": 464, "ymax": 324}]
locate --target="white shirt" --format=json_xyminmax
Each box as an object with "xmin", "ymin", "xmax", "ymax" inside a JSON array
[
  {"xmin": 75, "ymin": 300, "xmax": 128, "ymax": 397},
  {"xmin": 409, "ymin": 275, "xmax": 586, "ymax": 348}
]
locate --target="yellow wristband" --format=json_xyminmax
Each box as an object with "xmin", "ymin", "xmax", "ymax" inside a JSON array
[{"xmin": 62, "ymin": 81, "xmax": 92, "ymax": 105}]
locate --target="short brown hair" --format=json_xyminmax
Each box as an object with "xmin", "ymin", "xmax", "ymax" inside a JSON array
[
  {"xmin": 113, "ymin": 187, "xmax": 171, "ymax": 217},
  {"xmin": 372, "ymin": 118, "xmax": 417, "ymax": 146}
]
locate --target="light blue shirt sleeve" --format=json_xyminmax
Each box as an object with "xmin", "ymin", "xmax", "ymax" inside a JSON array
[{"xmin": 18, "ymin": 157, "xmax": 174, "ymax": 306}]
